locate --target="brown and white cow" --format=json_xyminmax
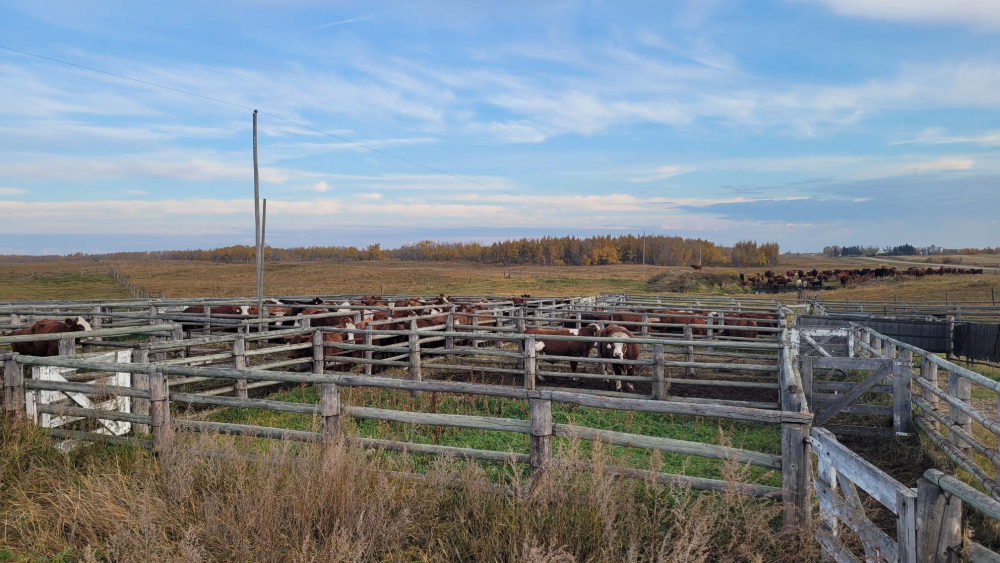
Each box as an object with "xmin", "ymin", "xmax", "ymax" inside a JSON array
[
  {"xmin": 597, "ymin": 325, "xmax": 640, "ymax": 390},
  {"xmin": 3, "ymin": 317, "xmax": 93, "ymax": 357},
  {"xmin": 524, "ymin": 323, "xmax": 602, "ymax": 373}
]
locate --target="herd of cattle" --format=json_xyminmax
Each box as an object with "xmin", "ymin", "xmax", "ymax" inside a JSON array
[
  {"xmin": 741, "ymin": 265, "xmax": 984, "ymax": 290},
  {"xmin": 1, "ymin": 296, "xmax": 777, "ymax": 390}
]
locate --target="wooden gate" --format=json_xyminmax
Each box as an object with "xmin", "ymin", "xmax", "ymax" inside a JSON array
[
  {"xmin": 801, "ymin": 354, "xmax": 908, "ymax": 437},
  {"xmin": 813, "ymin": 427, "xmax": 917, "ymax": 562},
  {"xmin": 24, "ymin": 350, "xmax": 133, "ymax": 438}
]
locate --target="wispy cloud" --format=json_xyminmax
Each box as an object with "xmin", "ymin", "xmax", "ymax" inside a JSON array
[
  {"xmin": 0, "ymin": 187, "xmax": 27, "ymax": 195},
  {"xmin": 891, "ymin": 127, "xmax": 1000, "ymax": 147},
  {"xmin": 311, "ymin": 12, "xmax": 382, "ymax": 30},
  {"xmin": 629, "ymin": 165, "xmax": 694, "ymax": 182},
  {"xmin": 805, "ymin": 0, "xmax": 1000, "ymax": 31}
]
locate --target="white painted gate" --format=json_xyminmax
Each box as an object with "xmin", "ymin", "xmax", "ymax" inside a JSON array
[{"xmin": 25, "ymin": 350, "xmax": 133, "ymax": 437}]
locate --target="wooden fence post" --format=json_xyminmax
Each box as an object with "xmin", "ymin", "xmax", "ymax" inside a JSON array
[
  {"xmin": 203, "ymin": 306, "xmax": 211, "ymax": 335},
  {"xmin": 57, "ymin": 337, "xmax": 74, "ymax": 357},
  {"xmin": 886, "ymin": 341, "xmax": 897, "ymax": 359},
  {"xmin": 920, "ymin": 356, "xmax": 939, "ymax": 430},
  {"xmin": 861, "ymin": 330, "xmax": 871, "ymax": 358},
  {"xmin": 894, "ymin": 358, "xmax": 912, "ymax": 435},
  {"xmin": 948, "ymin": 371, "xmax": 972, "ymax": 458},
  {"xmin": 233, "ymin": 336, "xmax": 248, "ymax": 399},
  {"xmin": 683, "ymin": 326, "xmax": 695, "ymax": 376},
  {"xmin": 320, "ymin": 382, "xmax": 340, "ymax": 462},
  {"xmin": 529, "ymin": 396, "xmax": 553, "ymax": 484},
  {"xmin": 3, "ymin": 358, "xmax": 25, "ymax": 421},
  {"xmin": 780, "ymin": 333, "xmax": 811, "ymax": 531},
  {"xmin": 781, "ymin": 422, "xmax": 811, "ymax": 530},
  {"xmin": 640, "ymin": 313, "xmax": 648, "ymax": 336},
  {"xmin": 524, "ymin": 336, "xmax": 536, "ymax": 390},
  {"xmin": 445, "ymin": 306, "xmax": 455, "ymax": 350},
  {"xmin": 363, "ymin": 331, "xmax": 373, "ymax": 376},
  {"xmin": 470, "ymin": 315, "xmax": 480, "ymax": 349},
  {"xmin": 149, "ymin": 368, "xmax": 172, "ymax": 457},
  {"xmin": 131, "ymin": 348, "xmax": 150, "ymax": 434},
  {"xmin": 916, "ymin": 478, "xmax": 962, "ymax": 563},
  {"xmin": 171, "ymin": 327, "xmax": 185, "ymax": 359},
  {"xmin": 408, "ymin": 320, "xmax": 422, "ymax": 398},
  {"xmin": 705, "ymin": 314, "xmax": 715, "ymax": 352},
  {"xmin": 652, "ymin": 342, "xmax": 665, "ymax": 400},
  {"xmin": 312, "ymin": 330, "xmax": 324, "ymax": 375}
]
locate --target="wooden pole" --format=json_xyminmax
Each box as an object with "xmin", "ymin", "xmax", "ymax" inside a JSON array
[
  {"xmin": 408, "ymin": 320, "xmax": 421, "ymax": 398},
  {"xmin": 916, "ymin": 478, "xmax": 962, "ymax": 563},
  {"xmin": 253, "ymin": 110, "xmax": 263, "ymax": 319},
  {"xmin": 949, "ymin": 371, "xmax": 972, "ymax": 458},
  {"xmin": 131, "ymin": 348, "xmax": 150, "ymax": 434},
  {"xmin": 3, "ymin": 359, "xmax": 25, "ymax": 421},
  {"xmin": 683, "ymin": 326, "xmax": 695, "ymax": 376},
  {"xmin": 920, "ymin": 356, "xmax": 939, "ymax": 430},
  {"xmin": 320, "ymin": 382, "xmax": 340, "ymax": 463},
  {"xmin": 149, "ymin": 369, "xmax": 171, "ymax": 457},
  {"xmin": 312, "ymin": 330, "xmax": 324, "ymax": 375},
  {"xmin": 524, "ymin": 336, "xmax": 536, "ymax": 390},
  {"xmin": 529, "ymin": 397, "xmax": 553, "ymax": 485},
  {"xmin": 651, "ymin": 342, "xmax": 665, "ymax": 400},
  {"xmin": 233, "ymin": 336, "xmax": 248, "ymax": 399}
]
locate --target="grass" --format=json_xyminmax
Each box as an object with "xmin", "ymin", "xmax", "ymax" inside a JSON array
[
  {"xmin": 0, "ymin": 418, "xmax": 816, "ymax": 562},
  {"xmin": 0, "ymin": 262, "xmax": 128, "ymax": 301},
  {"xmin": 3, "ymin": 257, "xmax": 997, "ymax": 304},
  {"xmin": 201, "ymin": 380, "xmax": 783, "ymax": 486}
]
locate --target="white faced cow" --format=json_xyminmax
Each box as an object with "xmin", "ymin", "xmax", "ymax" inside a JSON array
[{"xmin": 597, "ymin": 324, "xmax": 640, "ymax": 391}]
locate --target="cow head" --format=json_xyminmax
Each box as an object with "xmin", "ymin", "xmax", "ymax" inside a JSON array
[{"xmin": 65, "ymin": 316, "xmax": 93, "ymax": 332}]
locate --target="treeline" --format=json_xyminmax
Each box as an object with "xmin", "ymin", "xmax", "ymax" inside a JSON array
[
  {"xmin": 822, "ymin": 244, "xmax": 1000, "ymax": 258},
  {"xmin": 821, "ymin": 245, "xmax": 881, "ymax": 257},
  {"xmin": 0, "ymin": 235, "xmax": 782, "ymax": 267}
]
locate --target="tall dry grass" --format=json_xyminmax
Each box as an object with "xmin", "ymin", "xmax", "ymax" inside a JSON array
[{"xmin": 0, "ymin": 420, "xmax": 817, "ymax": 562}]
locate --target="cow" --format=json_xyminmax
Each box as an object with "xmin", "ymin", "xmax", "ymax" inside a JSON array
[
  {"xmin": 525, "ymin": 323, "xmax": 602, "ymax": 374},
  {"xmin": 690, "ymin": 264, "xmax": 703, "ymax": 270},
  {"xmin": 3, "ymin": 317, "xmax": 93, "ymax": 357},
  {"xmin": 597, "ymin": 325, "xmax": 639, "ymax": 391},
  {"xmin": 285, "ymin": 330, "xmax": 354, "ymax": 363},
  {"xmin": 653, "ymin": 310, "xmax": 707, "ymax": 336}
]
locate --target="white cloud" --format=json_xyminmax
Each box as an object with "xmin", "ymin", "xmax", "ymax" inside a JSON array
[
  {"xmin": 307, "ymin": 181, "xmax": 330, "ymax": 192},
  {"xmin": 629, "ymin": 165, "xmax": 694, "ymax": 182},
  {"xmin": 0, "ymin": 187, "xmax": 26, "ymax": 195},
  {"xmin": 806, "ymin": 0, "xmax": 1000, "ymax": 31},
  {"xmin": 125, "ymin": 189, "xmax": 149, "ymax": 195},
  {"xmin": 891, "ymin": 127, "xmax": 1000, "ymax": 147},
  {"xmin": 358, "ymin": 192, "xmax": 382, "ymax": 199}
]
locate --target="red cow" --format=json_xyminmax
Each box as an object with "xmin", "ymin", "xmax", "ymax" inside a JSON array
[{"xmin": 3, "ymin": 317, "xmax": 93, "ymax": 357}]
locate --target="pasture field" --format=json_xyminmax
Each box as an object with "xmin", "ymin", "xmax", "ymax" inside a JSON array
[{"xmin": 2, "ymin": 257, "xmax": 996, "ymax": 304}]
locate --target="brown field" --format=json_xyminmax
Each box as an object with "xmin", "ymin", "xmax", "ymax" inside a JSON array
[{"xmin": 1, "ymin": 256, "xmax": 998, "ymax": 304}]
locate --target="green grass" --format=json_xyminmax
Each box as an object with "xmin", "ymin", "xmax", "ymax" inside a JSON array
[{"xmin": 205, "ymin": 382, "xmax": 783, "ymax": 486}]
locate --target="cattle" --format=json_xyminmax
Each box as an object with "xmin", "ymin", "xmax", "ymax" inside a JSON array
[
  {"xmin": 690, "ymin": 264, "xmax": 703, "ymax": 270},
  {"xmin": 285, "ymin": 328, "xmax": 355, "ymax": 362},
  {"xmin": 653, "ymin": 310, "xmax": 708, "ymax": 336},
  {"xmin": 525, "ymin": 324, "xmax": 602, "ymax": 374},
  {"xmin": 597, "ymin": 325, "xmax": 640, "ymax": 390},
  {"xmin": 3, "ymin": 317, "xmax": 93, "ymax": 357},
  {"xmin": 719, "ymin": 314, "xmax": 758, "ymax": 339}
]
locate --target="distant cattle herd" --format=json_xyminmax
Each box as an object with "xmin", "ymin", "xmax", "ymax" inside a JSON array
[{"xmin": 739, "ymin": 265, "xmax": 984, "ymax": 291}]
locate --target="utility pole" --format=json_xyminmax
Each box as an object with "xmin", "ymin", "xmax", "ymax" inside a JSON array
[
  {"xmin": 253, "ymin": 110, "xmax": 263, "ymax": 318},
  {"xmin": 642, "ymin": 231, "xmax": 646, "ymax": 279}
]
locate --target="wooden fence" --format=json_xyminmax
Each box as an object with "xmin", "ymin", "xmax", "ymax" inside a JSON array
[{"xmin": 2, "ymin": 348, "xmax": 814, "ymax": 529}]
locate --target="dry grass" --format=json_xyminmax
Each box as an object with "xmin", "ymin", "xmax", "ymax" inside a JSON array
[
  {"xmin": 0, "ymin": 262, "xmax": 128, "ymax": 301},
  {"xmin": 0, "ymin": 419, "xmax": 817, "ymax": 562},
  {"xmin": 3, "ymin": 256, "xmax": 996, "ymax": 304}
]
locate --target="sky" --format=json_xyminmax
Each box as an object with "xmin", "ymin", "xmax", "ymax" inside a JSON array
[{"xmin": 1, "ymin": 0, "xmax": 998, "ymax": 255}]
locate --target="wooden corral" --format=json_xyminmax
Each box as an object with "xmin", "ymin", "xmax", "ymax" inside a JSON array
[{"xmin": 8, "ymin": 292, "xmax": 1000, "ymax": 560}]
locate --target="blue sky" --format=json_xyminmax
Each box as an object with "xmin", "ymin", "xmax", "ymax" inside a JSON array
[{"xmin": 1, "ymin": 0, "xmax": 998, "ymax": 255}]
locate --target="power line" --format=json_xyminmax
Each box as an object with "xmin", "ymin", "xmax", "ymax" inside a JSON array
[{"xmin": 0, "ymin": 44, "xmax": 569, "ymax": 212}]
